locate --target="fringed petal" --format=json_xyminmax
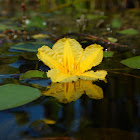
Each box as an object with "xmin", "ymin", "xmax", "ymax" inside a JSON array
[
  {"xmin": 47, "ymin": 69, "xmax": 78, "ymax": 83},
  {"xmin": 81, "ymin": 80, "xmax": 103, "ymax": 99},
  {"xmin": 37, "ymin": 45, "xmax": 65, "ymax": 72},
  {"xmin": 79, "ymin": 70, "xmax": 107, "ymax": 81},
  {"xmin": 52, "ymin": 38, "xmax": 83, "ymax": 66},
  {"xmin": 80, "ymin": 44, "xmax": 103, "ymax": 73}
]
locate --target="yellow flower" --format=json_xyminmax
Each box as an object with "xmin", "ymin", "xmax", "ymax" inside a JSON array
[
  {"xmin": 37, "ymin": 38, "xmax": 107, "ymax": 83},
  {"xmin": 42, "ymin": 80, "xmax": 103, "ymax": 103}
]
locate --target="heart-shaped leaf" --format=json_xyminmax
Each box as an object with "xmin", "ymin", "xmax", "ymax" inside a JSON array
[
  {"xmin": 118, "ymin": 29, "xmax": 139, "ymax": 35},
  {"xmin": 120, "ymin": 56, "xmax": 140, "ymax": 69},
  {"xmin": 0, "ymin": 84, "xmax": 41, "ymax": 111},
  {"xmin": 20, "ymin": 70, "xmax": 47, "ymax": 80}
]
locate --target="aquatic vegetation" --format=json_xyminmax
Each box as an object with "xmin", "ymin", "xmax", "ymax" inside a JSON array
[
  {"xmin": 37, "ymin": 38, "xmax": 107, "ymax": 83},
  {"xmin": 0, "ymin": 1, "xmax": 140, "ymax": 139},
  {"xmin": 121, "ymin": 55, "xmax": 140, "ymax": 69},
  {"xmin": 0, "ymin": 84, "xmax": 41, "ymax": 111}
]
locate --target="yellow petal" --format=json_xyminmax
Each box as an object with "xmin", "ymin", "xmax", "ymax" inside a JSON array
[
  {"xmin": 47, "ymin": 69, "xmax": 78, "ymax": 83},
  {"xmin": 52, "ymin": 38, "xmax": 83, "ymax": 65},
  {"xmin": 79, "ymin": 70, "xmax": 107, "ymax": 81},
  {"xmin": 80, "ymin": 44, "xmax": 103, "ymax": 73},
  {"xmin": 81, "ymin": 80, "xmax": 103, "ymax": 99},
  {"xmin": 63, "ymin": 39, "xmax": 75, "ymax": 72},
  {"xmin": 37, "ymin": 45, "xmax": 65, "ymax": 72},
  {"xmin": 42, "ymin": 81, "xmax": 84, "ymax": 103}
]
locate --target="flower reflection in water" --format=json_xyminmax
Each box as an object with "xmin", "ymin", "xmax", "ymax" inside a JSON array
[{"xmin": 42, "ymin": 80, "xmax": 103, "ymax": 103}]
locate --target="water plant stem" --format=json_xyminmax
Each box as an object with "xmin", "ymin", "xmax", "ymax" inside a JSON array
[
  {"xmin": 55, "ymin": 32, "xmax": 127, "ymax": 47},
  {"xmin": 21, "ymin": 2, "xmax": 27, "ymax": 42}
]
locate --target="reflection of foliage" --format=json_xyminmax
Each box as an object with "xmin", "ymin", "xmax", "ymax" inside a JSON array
[
  {"xmin": 30, "ymin": 119, "xmax": 56, "ymax": 128},
  {"xmin": 42, "ymin": 80, "xmax": 103, "ymax": 103},
  {"xmin": 79, "ymin": 127, "xmax": 140, "ymax": 140},
  {"xmin": 29, "ymin": 120, "xmax": 50, "ymax": 135},
  {"xmin": 11, "ymin": 111, "xmax": 29, "ymax": 126}
]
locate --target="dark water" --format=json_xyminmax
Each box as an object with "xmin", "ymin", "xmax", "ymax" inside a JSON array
[{"xmin": 0, "ymin": 1, "xmax": 140, "ymax": 140}]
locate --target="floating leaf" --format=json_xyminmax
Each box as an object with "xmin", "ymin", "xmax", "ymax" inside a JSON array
[
  {"xmin": 0, "ymin": 84, "xmax": 41, "ymax": 111},
  {"xmin": 20, "ymin": 70, "xmax": 47, "ymax": 80},
  {"xmin": 107, "ymin": 37, "xmax": 118, "ymax": 43},
  {"xmin": 0, "ymin": 24, "xmax": 8, "ymax": 31},
  {"xmin": 111, "ymin": 18, "xmax": 122, "ymax": 28},
  {"xmin": 32, "ymin": 34, "xmax": 49, "ymax": 39},
  {"xmin": 118, "ymin": 29, "xmax": 139, "ymax": 35},
  {"xmin": 86, "ymin": 14, "xmax": 108, "ymax": 20},
  {"xmin": 0, "ymin": 33, "xmax": 5, "ymax": 38},
  {"xmin": 103, "ymin": 51, "xmax": 114, "ymax": 57},
  {"xmin": 10, "ymin": 42, "xmax": 53, "ymax": 52},
  {"xmin": 0, "ymin": 23, "xmax": 21, "ymax": 31},
  {"xmin": 120, "ymin": 56, "xmax": 140, "ymax": 69},
  {"xmin": 25, "ymin": 16, "xmax": 46, "ymax": 29}
]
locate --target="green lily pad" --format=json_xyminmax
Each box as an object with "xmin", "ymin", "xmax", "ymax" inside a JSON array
[
  {"xmin": 0, "ymin": 24, "xmax": 9, "ymax": 31},
  {"xmin": 0, "ymin": 23, "xmax": 21, "ymax": 31},
  {"xmin": 107, "ymin": 37, "xmax": 118, "ymax": 43},
  {"xmin": 120, "ymin": 56, "xmax": 140, "ymax": 69},
  {"xmin": 118, "ymin": 29, "xmax": 139, "ymax": 35},
  {"xmin": 103, "ymin": 51, "xmax": 114, "ymax": 57},
  {"xmin": 10, "ymin": 42, "xmax": 53, "ymax": 52},
  {"xmin": 32, "ymin": 34, "xmax": 49, "ymax": 39},
  {"xmin": 20, "ymin": 70, "xmax": 47, "ymax": 80},
  {"xmin": 86, "ymin": 14, "xmax": 108, "ymax": 20},
  {"xmin": 0, "ymin": 84, "xmax": 41, "ymax": 111}
]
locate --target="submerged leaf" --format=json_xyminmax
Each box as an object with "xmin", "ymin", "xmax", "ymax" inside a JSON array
[
  {"xmin": 20, "ymin": 70, "xmax": 47, "ymax": 80},
  {"xmin": 0, "ymin": 84, "xmax": 41, "ymax": 111},
  {"xmin": 120, "ymin": 56, "xmax": 140, "ymax": 69},
  {"xmin": 118, "ymin": 29, "xmax": 139, "ymax": 35}
]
